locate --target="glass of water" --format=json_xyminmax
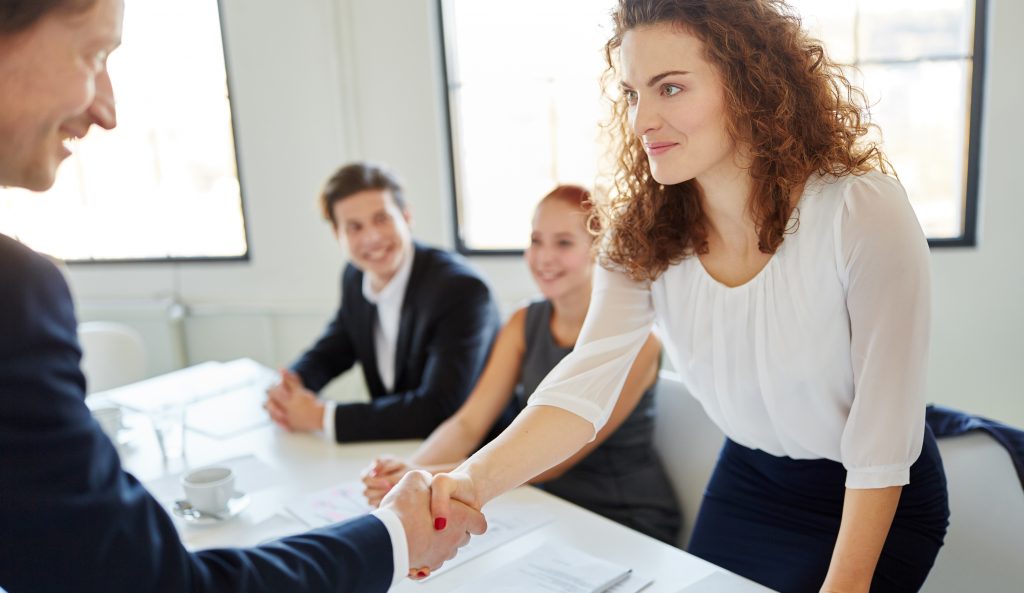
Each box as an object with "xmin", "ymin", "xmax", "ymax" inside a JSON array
[{"xmin": 151, "ymin": 403, "xmax": 186, "ymax": 463}]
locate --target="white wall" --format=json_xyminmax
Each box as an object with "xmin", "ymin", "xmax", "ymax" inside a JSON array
[{"xmin": 67, "ymin": 0, "xmax": 1024, "ymax": 424}]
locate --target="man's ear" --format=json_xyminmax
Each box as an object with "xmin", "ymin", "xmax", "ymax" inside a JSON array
[{"xmin": 402, "ymin": 208, "xmax": 413, "ymax": 228}]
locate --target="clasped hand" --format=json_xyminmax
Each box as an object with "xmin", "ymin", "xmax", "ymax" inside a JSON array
[
  {"xmin": 374, "ymin": 467, "xmax": 484, "ymax": 579},
  {"xmin": 265, "ymin": 374, "xmax": 488, "ymax": 580},
  {"xmin": 264, "ymin": 369, "xmax": 324, "ymax": 432}
]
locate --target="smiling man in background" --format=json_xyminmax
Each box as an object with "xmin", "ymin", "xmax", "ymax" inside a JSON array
[
  {"xmin": 0, "ymin": 1, "xmax": 484, "ymax": 591},
  {"xmin": 265, "ymin": 162, "xmax": 502, "ymax": 443}
]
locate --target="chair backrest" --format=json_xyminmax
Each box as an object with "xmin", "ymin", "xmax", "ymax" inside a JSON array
[
  {"xmin": 922, "ymin": 431, "xmax": 1024, "ymax": 592},
  {"xmin": 652, "ymin": 370, "xmax": 725, "ymax": 549},
  {"xmin": 78, "ymin": 321, "xmax": 147, "ymax": 394}
]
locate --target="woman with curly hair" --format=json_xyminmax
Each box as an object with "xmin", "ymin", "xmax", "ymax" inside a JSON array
[{"xmin": 428, "ymin": 1, "xmax": 949, "ymax": 591}]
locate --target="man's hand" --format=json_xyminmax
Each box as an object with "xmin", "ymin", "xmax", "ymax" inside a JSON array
[
  {"xmin": 380, "ymin": 470, "xmax": 487, "ymax": 578},
  {"xmin": 264, "ymin": 369, "xmax": 325, "ymax": 432}
]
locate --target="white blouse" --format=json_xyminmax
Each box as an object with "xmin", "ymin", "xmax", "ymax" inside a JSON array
[{"xmin": 528, "ymin": 170, "xmax": 931, "ymax": 489}]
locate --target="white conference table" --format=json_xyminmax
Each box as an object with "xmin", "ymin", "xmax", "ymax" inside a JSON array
[{"xmin": 98, "ymin": 365, "xmax": 772, "ymax": 593}]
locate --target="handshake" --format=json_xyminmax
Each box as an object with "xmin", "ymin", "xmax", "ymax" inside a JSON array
[{"xmin": 377, "ymin": 466, "xmax": 483, "ymax": 580}]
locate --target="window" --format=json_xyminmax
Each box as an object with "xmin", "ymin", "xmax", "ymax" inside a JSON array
[
  {"xmin": 788, "ymin": 0, "xmax": 985, "ymax": 246},
  {"xmin": 0, "ymin": 0, "xmax": 248, "ymax": 262},
  {"xmin": 440, "ymin": 0, "xmax": 985, "ymax": 252}
]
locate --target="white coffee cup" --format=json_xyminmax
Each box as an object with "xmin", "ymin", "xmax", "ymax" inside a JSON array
[
  {"xmin": 181, "ymin": 466, "xmax": 236, "ymax": 513},
  {"xmin": 91, "ymin": 405, "xmax": 123, "ymax": 440}
]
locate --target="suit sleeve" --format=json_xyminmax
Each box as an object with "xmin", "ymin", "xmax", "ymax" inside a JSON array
[
  {"xmin": 290, "ymin": 270, "xmax": 359, "ymax": 393},
  {"xmin": 333, "ymin": 274, "xmax": 500, "ymax": 441},
  {"xmin": 0, "ymin": 248, "xmax": 394, "ymax": 593}
]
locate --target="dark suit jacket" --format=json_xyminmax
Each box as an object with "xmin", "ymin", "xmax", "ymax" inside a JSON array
[
  {"xmin": 926, "ymin": 404, "xmax": 1024, "ymax": 492},
  {"xmin": 291, "ymin": 243, "xmax": 501, "ymax": 442},
  {"xmin": 0, "ymin": 233, "xmax": 394, "ymax": 593}
]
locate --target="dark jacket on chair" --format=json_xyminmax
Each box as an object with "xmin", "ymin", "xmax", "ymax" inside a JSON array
[
  {"xmin": 926, "ymin": 404, "xmax": 1024, "ymax": 492},
  {"xmin": 0, "ymin": 234, "xmax": 395, "ymax": 593},
  {"xmin": 291, "ymin": 242, "xmax": 501, "ymax": 442}
]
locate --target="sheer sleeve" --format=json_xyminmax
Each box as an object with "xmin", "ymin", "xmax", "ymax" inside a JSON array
[
  {"xmin": 835, "ymin": 173, "xmax": 931, "ymax": 489},
  {"xmin": 526, "ymin": 264, "xmax": 656, "ymax": 438}
]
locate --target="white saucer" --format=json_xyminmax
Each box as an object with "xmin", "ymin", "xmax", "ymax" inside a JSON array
[{"xmin": 173, "ymin": 492, "xmax": 251, "ymax": 525}]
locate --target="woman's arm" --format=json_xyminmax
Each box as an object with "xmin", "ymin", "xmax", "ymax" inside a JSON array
[
  {"xmin": 370, "ymin": 332, "xmax": 660, "ymax": 504},
  {"xmin": 530, "ymin": 333, "xmax": 660, "ymax": 483},
  {"xmin": 434, "ymin": 405, "xmax": 597, "ymax": 511},
  {"xmin": 409, "ymin": 308, "xmax": 528, "ymax": 466},
  {"xmin": 429, "ymin": 265, "xmax": 656, "ymax": 517},
  {"xmin": 821, "ymin": 486, "xmax": 902, "ymax": 593},
  {"xmin": 369, "ymin": 332, "xmax": 660, "ymax": 510},
  {"xmin": 362, "ymin": 310, "xmax": 528, "ymax": 505},
  {"xmin": 825, "ymin": 175, "xmax": 929, "ymax": 591}
]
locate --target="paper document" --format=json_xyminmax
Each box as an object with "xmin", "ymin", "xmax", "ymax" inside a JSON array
[
  {"xmin": 290, "ymin": 484, "xmax": 553, "ymax": 580},
  {"xmin": 448, "ymin": 542, "xmax": 631, "ymax": 593},
  {"xmin": 102, "ymin": 358, "xmax": 276, "ymax": 413},
  {"xmin": 675, "ymin": 570, "xmax": 777, "ymax": 592},
  {"xmin": 422, "ymin": 499, "xmax": 553, "ymax": 579},
  {"xmin": 605, "ymin": 572, "xmax": 654, "ymax": 593},
  {"xmin": 286, "ymin": 481, "xmax": 374, "ymax": 527},
  {"xmin": 185, "ymin": 384, "xmax": 270, "ymax": 438},
  {"xmin": 143, "ymin": 454, "xmax": 284, "ymax": 526}
]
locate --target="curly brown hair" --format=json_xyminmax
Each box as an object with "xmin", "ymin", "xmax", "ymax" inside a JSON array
[{"xmin": 597, "ymin": 0, "xmax": 892, "ymax": 282}]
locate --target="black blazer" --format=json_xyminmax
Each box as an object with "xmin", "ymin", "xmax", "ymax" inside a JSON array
[
  {"xmin": 926, "ymin": 404, "xmax": 1024, "ymax": 491},
  {"xmin": 0, "ymin": 234, "xmax": 394, "ymax": 593},
  {"xmin": 291, "ymin": 243, "xmax": 501, "ymax": 442}
]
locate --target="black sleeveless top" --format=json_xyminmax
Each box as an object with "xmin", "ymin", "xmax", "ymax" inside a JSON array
[{"xmin": 507, "ymin": 300, "xmax": 682, "ymax": 544}]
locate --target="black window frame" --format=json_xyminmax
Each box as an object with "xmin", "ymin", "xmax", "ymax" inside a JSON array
[{"xmin": 63, "ymin": 0, "xmax": 251, "ymax": 266}]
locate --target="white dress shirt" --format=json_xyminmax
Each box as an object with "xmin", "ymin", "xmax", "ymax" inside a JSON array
[
  {"xmin": 527, "ymin": 171, "xmax": 931, "ymax": 489},
  {"xmin": 322, "ymin": 244, "xmax": 416, "ymax": 440},
  {"xmin": 370, "ymin": 507, "xmax": 409, "ymax": 586}
]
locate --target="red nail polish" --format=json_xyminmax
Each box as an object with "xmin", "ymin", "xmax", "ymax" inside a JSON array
[
  {"xmin": 417, "ymin": 570, "xmax": 427, "ymax": 578},
  {"xmin": 434, "ymin": 517, "xmax": 447, "ymax": 530}
]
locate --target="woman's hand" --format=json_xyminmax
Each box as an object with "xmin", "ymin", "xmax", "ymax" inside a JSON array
[
  {"xmin": 403, "ymin": 470, "xmax": 485, "ymax": 580},
  {"xmin": 429, "ymin": 470, "xmax": 484, "ymax": 530},
  {"xmin": 360, "ymin": 455, "xmax": 414, "ymax": 507}
]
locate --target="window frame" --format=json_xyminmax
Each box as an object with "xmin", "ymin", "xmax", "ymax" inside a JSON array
[
  {"xmin": 923, "ymin": 0, "xmax": 985, "ymax": 248},
  {"xmin": 62, "ymin": 0, "xmax": 251, "ymax": 266},
  {"xmin": 438, "ymin": 0, "xmax": 986, "ymax": 255},
  {"xmin": 436, "ymin": 0, "xmax": 522, "ymax": 257}
]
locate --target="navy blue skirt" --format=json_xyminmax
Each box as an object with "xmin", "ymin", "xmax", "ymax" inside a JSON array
[{"xmin": 688, "ymin": 427, "xmax": 949, "ymax": 593}]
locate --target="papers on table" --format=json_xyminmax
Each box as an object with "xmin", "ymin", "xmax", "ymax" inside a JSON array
[
  {"xmin": 144, "ymin": 454, "xmax": 284, "ymax": 505},
  {"xmin": 605, "ymin": 573, "xmax": 654, "ymax": 593},
  {"xmin": 185, "ymin": 383, "xmax": 271, "ymax": 438},
  {"xmin": 285, "ymin": 481, "xmax": 374, "ymax": 527},
  {"xmin": 448, "ymin": 542, "xmax": 645, "ymax": 593},
  {"xmin": 101, "ymin": 358, "xmax": 276, "ymax": 414},
  {"xmin": 673, "ymin": 570, "xmax": 776, "ymax": 592},
  {"xmin": 95, "ymin": 358, "xmax": 276, "ymax": 438},
  {"xmin": 422, "ymin": 499, "xmax": 553, "ymax": 579},
  {"xmin": 286, "ymin": 482, "xmax": 554, "ymax": 580}
]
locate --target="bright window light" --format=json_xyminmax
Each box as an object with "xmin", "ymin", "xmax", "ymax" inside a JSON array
[
  {"xmin": 440, "ymin": 0, "xmax": 984, "ymax": 252},
  {"xmin": 0, "ymin": 0, "xmax": 248, "ymax": 262}
]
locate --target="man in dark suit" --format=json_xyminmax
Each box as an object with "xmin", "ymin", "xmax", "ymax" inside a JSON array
[
  {"xmin": 0, "ymin": 1, "xmax": 483, "ymax": 591},
  {"xmin": 264, "ymin": 163, "xmax": 502, "ymax": 442}
]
